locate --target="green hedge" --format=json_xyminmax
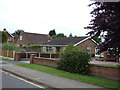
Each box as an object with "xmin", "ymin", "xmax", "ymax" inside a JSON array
[{"xmin": 57, "ymin": 44, "xmax": 91, "ymax": 74}]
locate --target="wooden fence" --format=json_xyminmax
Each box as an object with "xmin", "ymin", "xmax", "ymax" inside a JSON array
[{"xmin": 0, "ymin": 50, "xmax": 15, "ymax": 58}]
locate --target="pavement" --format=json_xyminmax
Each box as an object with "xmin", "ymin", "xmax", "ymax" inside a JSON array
[{"xmin": 0, "ymin": 60, "xmax": 107, "ymax": 89}]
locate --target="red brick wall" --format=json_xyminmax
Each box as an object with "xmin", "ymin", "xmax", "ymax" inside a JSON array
[
  {"xmin": 88, "ymin": 65, "xmax": 119, "ymax": 81},
  {"xmin": 30, "ymin": 55, "xmax": 119, "ymax": 81},
  {"xmin": 31, "ymin": 57, "xmax": 57, "ymax": 67}
]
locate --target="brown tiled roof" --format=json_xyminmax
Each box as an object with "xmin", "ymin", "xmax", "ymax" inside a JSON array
[
  {"xmin": 43, "ymin": 36, "xmax": 89, "ymax": 45},
  {"xmin": 22, "ymin": 32, "xmax": 51, "ymax": 45}
]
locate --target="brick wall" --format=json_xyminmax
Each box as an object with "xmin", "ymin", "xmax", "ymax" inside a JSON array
[
  {"xmin": 30, "ymin": 55, "xmax": 119, "ymax": 81},
  {"xmin": 88, "ymin": 64, "xmax": 119, "ymax": 81},
  {"xmin": 30, "ymin": 54, "xmax": 57, "ymax": 67},
  {"xmin": 76, "ymin": 39, "xmax": 97, "ymax": 55}
]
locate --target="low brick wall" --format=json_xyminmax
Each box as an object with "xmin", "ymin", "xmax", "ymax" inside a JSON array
[
  {"xmin": 30, "ymin": 55, "xmax": 119, "ymax": 81},
  {"xmin": 30, "ymin": 54, "xmax": 57, "ymax": 67},
  {"xmin": 33, "ymin": 57, "xmax": 57, "ymax": 67},
  {"xmin": 88, "ymin": 64, "xmax": 119, "ymax": 81}
]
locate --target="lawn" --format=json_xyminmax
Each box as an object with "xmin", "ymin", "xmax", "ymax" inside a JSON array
[
  {"xmin": 95, "ymin": 64, "xmax": 120, "ymax": 67},
  {"xmin": 0, "ymin": 57, "xmax": 12, "ymax": 61},
  {"xmin": 16, "ymin": 64, "xmax": 119, "ymax": 89}
]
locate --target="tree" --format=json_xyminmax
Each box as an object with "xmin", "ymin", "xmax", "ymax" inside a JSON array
[
  {"xmin": 12, "ymin": 29, "xmax": 24, "ymax": 36},
  {"xmin": 74, "ymin": 35, "xmax": 77, "ymax": 37},
  {"xmin": 85, "ymin": 2, "xmax": 120, "ymax": 57},
  {"xmin": 2, "ymin": 43, "xmax": 19, "ymax": 51},
  {"xmin": 52, "ymin": 33, "xmax": 67, "ymax": 38},
  {"xmin": 69, "ymin": 33, "xmax": 73, "ymax": 37},
  {"xmin": 92, "ymin": 36, "xmax": 101, "ymax": 43},
  {"xmin": 49, "ymin": 29, "xmax": 56, "ymax": 37},
  {"xmin": 0, "ymin": 31, "xmax": 8, "ymax": 43}
]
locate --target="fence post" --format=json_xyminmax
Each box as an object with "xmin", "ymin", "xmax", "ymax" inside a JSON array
[
  {"xmin": 7, "ymin": 50, "xmax": 9, "ymax": 58},
  {"xmin": 39, "ymin": 53, "xmax": 41, "ymax": 57},
  {"xmin": 13, "ymin": 51, "xmax": 15, "ymax": 60},
  {"xmin": 50, "ymin": 53, "xmax": 51, "ymax": 59},
  {"xmin": 26, "ymin": 52, "xmax": 28, "ymax": 58},
  {"xmin": 30, "ymin": 54, "xmax": 36, "ymax": 64}
]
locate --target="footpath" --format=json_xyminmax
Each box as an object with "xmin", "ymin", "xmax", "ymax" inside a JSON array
[{"xmin": 1, "ymin": 60, "xmax": 107, "ymax": 89}]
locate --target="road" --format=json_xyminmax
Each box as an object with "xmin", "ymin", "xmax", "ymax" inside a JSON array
[{"xmin": 1, "ymin": 70, "xmax": 44, "ymax": 89}]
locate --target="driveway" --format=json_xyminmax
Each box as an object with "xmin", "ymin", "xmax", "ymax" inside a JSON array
[{"xmin": 90, "ymin": 58, "xmax": 120, "ymax": 65}]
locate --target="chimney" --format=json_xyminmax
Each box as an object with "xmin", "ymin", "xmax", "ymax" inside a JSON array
[{"xmin": 3, "ymin": 28, "xmax": 6, "ymax": 31}]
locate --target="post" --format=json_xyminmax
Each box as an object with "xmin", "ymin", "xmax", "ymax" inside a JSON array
[
  {"xmin": 50, "ymin": 53, "xmax": 51, "ymax": 59},
  {"xmin": 15, "ymin": 53, "xmax": 21, "ymax": 61},
  {"xmin": 13, "ymin": 51, "xmax": 15, "ymax": 60},
  {"xmin": 39, "ymin": 53, "xmax": 41, "ymax": 57},
  {"xmin": 7, "ymin": 50, "xmax": 9, "ymax": 58},
  {"xmin": 26, "ymin": 52, "xmax": 28, "ymax": 58},
  {"xmin": 30, "ymin": 54, "xmax": 36, "ymax": 64}
]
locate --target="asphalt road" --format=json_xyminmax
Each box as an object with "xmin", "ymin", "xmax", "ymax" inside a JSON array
[{"xmin": 1, "ymin": 71, "xmax": 44, "ymax": 89}]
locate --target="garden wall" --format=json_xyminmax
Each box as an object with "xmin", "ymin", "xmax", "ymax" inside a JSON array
[
  {"xmin": 0, "ymin": 50, "xmax": 59, "ymax": 61},
  {"xmin": 14, "ymin": 52, "xmax": 59, "ymax": 61},
  {"xmin": 30, "ymin": 54, "xmax": 58, "ymax": 67},
  {"xmin": 30, "ymin": 54, "xmax": 119, "ymax": 81},
  {"xmin": 88, "ymin": 64, "xmax": 119, "ymax": 81}
]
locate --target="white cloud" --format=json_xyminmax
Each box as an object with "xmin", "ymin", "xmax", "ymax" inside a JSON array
[{"xmin": 0, "ymin": 0, "xmax": 93, "ymax": 36}]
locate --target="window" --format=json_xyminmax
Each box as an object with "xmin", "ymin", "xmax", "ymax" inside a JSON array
[
  {"xmin": 20, "ymin": 36, "xmax": 22, "ymax": 40},
  {"xmin": 8, "ymin": 37, "xmax": 12, "ymax": 41},
  {"xmin": 87, "ymin": 47, "xmax": 91, "ymax": 52},
  {"xmin": 46, "ymin": 46, "xmax": 53, "ymax": 52}
]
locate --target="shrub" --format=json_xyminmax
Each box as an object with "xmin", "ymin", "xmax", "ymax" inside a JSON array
[
  {"xmin": 28, "ymin": 44, "xmax": 42, "ymax": 47},
  {"xmin": 2, "ymin": 43, "xmax": 20, "ymax": 51},
  {"xmin": 57, "ymin": 44, "xmax": 91, "ymax": 74}
]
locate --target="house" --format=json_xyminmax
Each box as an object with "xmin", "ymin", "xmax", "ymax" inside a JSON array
[
  {"xmin": 3, "ymin": 28, "xmax": 14, "ymax": 43},
  {"xmin": 17, "ymin": 32, "xmax": 52, "ymax": 47},
  {"xmin": 42, "ymin": 36, "xmax": 98, "ymax": 56}
]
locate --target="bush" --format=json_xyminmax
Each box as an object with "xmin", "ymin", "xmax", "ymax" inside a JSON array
[
  {"xmin": 57, "ymin": 44, "xmax": 91, "ymax": 74},
  {"xmin": 28, "ymin": 44, "xmax": 42, "ymax": 47},
  {"xmin": 2, "ymin": 43, "xmax": 20, "ymax": 51}
]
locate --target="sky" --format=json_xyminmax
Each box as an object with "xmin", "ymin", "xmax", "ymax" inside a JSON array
[{"xmin": 0, "ymin": 0, "xmax": 94, "ymax": 36}]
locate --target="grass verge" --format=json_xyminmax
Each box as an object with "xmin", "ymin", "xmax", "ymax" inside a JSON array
[
  {"xmin": 0, "ymin": 57, "xmax": 12, "ymax": 61},
  {"xmin": 94, "ymin": 64, "xmax": 120, "ymax": 67},
  {"xmin": 16, "ymin": 64, "xmax": 119, "ymax": 89}
]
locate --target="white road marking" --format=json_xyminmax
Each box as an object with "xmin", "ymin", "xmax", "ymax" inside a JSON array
[{"xmin": 2, "ymin": 70, "xmax": 44, "ymax": 89}]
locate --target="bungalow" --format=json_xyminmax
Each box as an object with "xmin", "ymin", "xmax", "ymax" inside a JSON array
[
  {"xmin": 42, "ymin": 36, "xmax": 98, "ymax": 56},
  {"xmin": 17, "ymin": 32, "xmax": 52, "ymax": 47}
]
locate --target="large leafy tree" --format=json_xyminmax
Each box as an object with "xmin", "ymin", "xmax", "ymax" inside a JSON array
[
  {"xmin": 49, "ymin": 29, "xmax": 56, "ymax": 37},
  {"xmin": 52, "ymin": 33, "xmax": 67, "ymax": 38},
  {"xmin": 12, "ymin": 29, "xmax": 24, "ymax": 36},
  {"xmin": 0, "ymin": 31, "xmax": 8, "ymax": 43},
  {"xmin": 69, "ymin": 33, "xmax": 73, "ymax": 37},
  {"xmin": 85, "ymin": 2, "xmax": 120, "ymax": 57}
]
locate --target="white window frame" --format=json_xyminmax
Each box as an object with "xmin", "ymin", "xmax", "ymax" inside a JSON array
[
  {"xmin": 86, "ymin": 47, "xmax": 91, "ymax": 52},
  {"xmin": 46, "ymin": 46, "xmax": 53, "ymax": 52},
  {"xmin": 20, "ymin": 36, "xmax": 22, "ymax": 40}
]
